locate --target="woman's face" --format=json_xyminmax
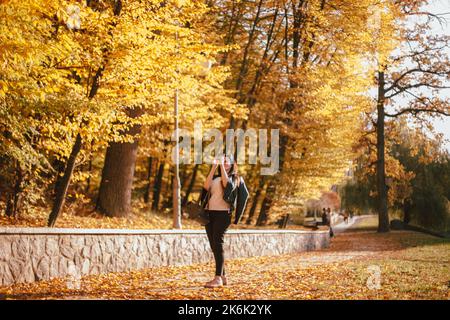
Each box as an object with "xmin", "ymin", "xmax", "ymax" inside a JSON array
[{"xmin": 223, "ymin": 155, "xmax": 232, "ymax": 172}]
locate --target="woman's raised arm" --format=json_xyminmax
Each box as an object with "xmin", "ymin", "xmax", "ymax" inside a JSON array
[
  {"xmin": 219, "ymin": 159, "xmax": 229, "ymax": 188},
  {"xmin": 203, "ymin": 160, "xmax": 218, "ymax": 190}
]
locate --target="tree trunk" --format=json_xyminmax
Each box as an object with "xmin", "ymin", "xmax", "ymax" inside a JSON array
[
  {"xmin": 246, "ymin": 178, "xmax": 265, "ymax": 224},
  {"xmin": 5, "ymin": 162, "xmax": 23, "ymax": 217},
  {"xmin": 48, "ymin": 133, "xmax": 82, "ymax": 227},
  {"xmin": 96, "ymin": 141, "xmax": 139, "ymax": 217},
  {"xmin": 144, "ymin": 157, "xmax": 153, "ymax": 203},
  {"xmin": 85, "ymin": 158, "xmax": 93, "ymax": 194},
  {"xmin": 163, "ymin": 167, "xmax": 173, "ymax": 208},
  {"xmin": 256, "ymin": 195, "xmax": 269, "ymax": 226},
  {"xmin": 152, "ymin": 162, "xmax": 165, "ymax": 211},
  {"xmin": 180, "ymin": 166, "xmax": 189, "ymax": 190},
  {"xmin": 403, "ymin": 199, "xmax": 411, "ymax": 225},
  {"xmin": 376, "ymin": 70, "xmax": 390, "ymax": 232},
  {"xmin": 182, "ymin": 164, "xmax": 199, "ymax": 206},
  {"xmin": 96, "ymin": 111, "xmax": 142, "ymax": 217},
  {"xmin": 255, "ymin": 127, "xmax": 289, "ymax": 225},
  {"xmin": 85, "ymin": 141, "xmax": 94, "ymax": 194},
  {"xmin": 161, "ymin": 166, "xmax": 173, "ymax": 209},
  {"xmin": 52, "ymin": 158, "xmax": 66, "ymax": 196},
  {"xmin": 256, "ymin": 180, "xmax": 277, "ymax": 226},
  {"xmin": 246, "ymin": 193, "xmax": 260, "ymax": 225}
]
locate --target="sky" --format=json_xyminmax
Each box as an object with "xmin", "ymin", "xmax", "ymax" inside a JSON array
[{"xmin": 426, "ymin": 0, "xmax": 450, "ymax": 151}]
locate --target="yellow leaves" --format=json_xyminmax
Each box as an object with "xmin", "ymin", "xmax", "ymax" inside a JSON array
[
  {"xmin": 0, "ymin": 80, "xmax": 7, "ymax": 97},
  {"xmin": 0, "ymin": 0, "xmax": 236, "ymax": 179},
  {"xmin": 172, "ymin": 0, "xmax": 187, "ymax": 8},
  {"xmin": 0, "ymin": 199, "xmax": 202, "ymax": 230}
]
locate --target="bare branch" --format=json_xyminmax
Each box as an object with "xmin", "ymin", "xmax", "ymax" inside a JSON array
[
  {"xmin": 385, "ymin": 108, "xmax": 450, "ymax": 118},
  {"xmin": 386, "ymin": 82, "xmax": 450, "ymax": 99}
]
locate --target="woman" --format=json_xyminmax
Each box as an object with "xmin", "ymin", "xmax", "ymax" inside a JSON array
[{"xmin": 201, "ymin": 154, "xmax": 239, "ymax": 288}]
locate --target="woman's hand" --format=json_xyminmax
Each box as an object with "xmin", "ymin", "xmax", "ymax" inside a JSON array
[{"xmin": 219, "ymin": 157, "xmax": 229, "ymax": 188}]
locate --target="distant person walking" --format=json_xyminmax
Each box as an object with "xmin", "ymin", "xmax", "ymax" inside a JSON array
[
  {"xmin": 349, "ymin": 210, "xmax": 354, "ymax": 220},
  {"xmin": 321, "ymin": 208, "xmax": 328, "ymax": 225},
  {"xmin": 343, "ymin": 210, "xmax": 349, "ymax": 224},
  {"xmin": 327, "ymin": 208, "xmax": 334, "ymax": 237}
]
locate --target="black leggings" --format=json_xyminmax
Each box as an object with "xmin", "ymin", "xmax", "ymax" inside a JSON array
[{"xmin": 205, "ymin": 209, "xmax": 231, "ymax": 276}]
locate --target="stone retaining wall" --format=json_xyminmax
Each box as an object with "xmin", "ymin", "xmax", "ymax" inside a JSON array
[{"xmin": 0, "ymin": 227, "xmax": 329, "ymax": 287}]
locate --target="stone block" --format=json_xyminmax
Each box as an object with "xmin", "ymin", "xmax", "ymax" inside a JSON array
[
  {"xmin": 0, "ymin": 261, "xmax": 14, "ymax": 286},
  {"xmin": 45, "ymin": 237, "xmax": 59, "ymax": 256},
  {"xmin": 11, "ymin": 237, "xmax": 29, "ymax": 260},
  {"xmin": 0, "ymin": 241, "xmax": 12, "ymax": 261}
]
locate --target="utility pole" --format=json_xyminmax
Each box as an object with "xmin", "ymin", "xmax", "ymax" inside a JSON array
[{"xmin": 173, "ymin": 30, "xmax": 182, "ymax": 229}]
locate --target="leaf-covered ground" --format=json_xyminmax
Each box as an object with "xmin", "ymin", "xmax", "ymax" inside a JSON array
[
  {"xmin": 0, "ymin": 201, "xmax": 201, "ymax": 229},
  {"xmin": 0, "ymin": 216, "xmax": 448, "ymax": 300},
  {"xmin": 0, "ymin": 201, "xmax": 312, "ymax": 231}
]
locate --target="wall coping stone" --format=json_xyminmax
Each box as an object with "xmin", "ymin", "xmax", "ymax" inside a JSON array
[{"xmin": 0, "ymin": 227, "xmax": 328, "ymax": 235}]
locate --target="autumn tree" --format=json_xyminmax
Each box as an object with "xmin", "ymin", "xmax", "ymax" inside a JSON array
[
  {"xmin": 370, "ymin": 0, "xmax": 450, "ymax": 232},
  {"xmin": 0, "ymin": 0, "xmax": 112, "ymax": 218},
  {"xmin": 95, "ymin": 0, "xmax": 242, "ymax": 219},
  {"xmin": 341, "ymin": 123, "xmax": 449, "ymax": 232}
]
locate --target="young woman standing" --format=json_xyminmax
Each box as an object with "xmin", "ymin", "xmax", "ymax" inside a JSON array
[{"xmin": 201, "ymin": 154, "xmax": 239, "ymax": 288}]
